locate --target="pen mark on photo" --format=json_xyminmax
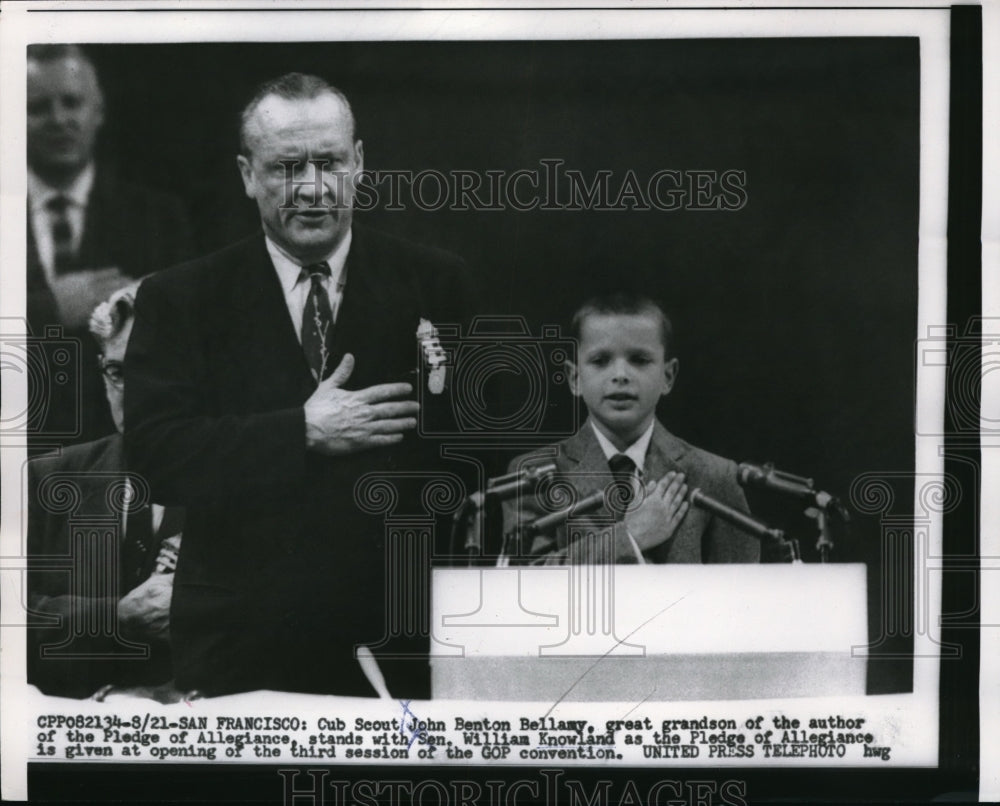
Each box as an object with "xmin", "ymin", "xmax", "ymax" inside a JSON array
[
  {"xmin": 542, "ymin": 591, "xmax": 691, "ymax": 718},
  {"xmin": 620, "ymin": 689, "xmax": 656, "ymax": 719}
]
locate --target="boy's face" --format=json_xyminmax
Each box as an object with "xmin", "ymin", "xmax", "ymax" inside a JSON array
[{"xmin": 568, "ymin": 312, "xmax": 678, "ymax": 447}]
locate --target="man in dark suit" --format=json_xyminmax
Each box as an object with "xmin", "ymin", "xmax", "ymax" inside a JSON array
[
  {"xmin": 28, "ymin": 284, "xmax": 183, "ymax": 698},
  {"xmin": 125, "ymin": 73, "xmax": 473, "ymax": 698},
  {"xmin": 26, "ymin": 44, "xmax": 194, "ymax": 446}
]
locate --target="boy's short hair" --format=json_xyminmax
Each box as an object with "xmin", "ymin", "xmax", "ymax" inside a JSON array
[{"xmin": 570, "ymin": 292, "xmax": 674, "ymax": 358}]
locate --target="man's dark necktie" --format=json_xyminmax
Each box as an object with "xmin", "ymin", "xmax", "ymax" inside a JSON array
[
  {"xmin": 47, "ymin": 195, "xmax": 76, "ymax": 274},
  {"xmin": 608, "ymin": 453, "xmax": 638, "ymax": 520},
  {"xmin": 300, "ymin": 261, "xmax": 334, "ymax": 383}
]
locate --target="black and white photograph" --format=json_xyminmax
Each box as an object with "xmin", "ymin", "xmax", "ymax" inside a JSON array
[{"xmin": 0, "ymin": 1, "xmax": 992, "ymax": 803}]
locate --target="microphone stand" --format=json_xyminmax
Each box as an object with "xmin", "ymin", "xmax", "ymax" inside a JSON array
[
  {"xmin": 496, "ymin": 530, "xmax": 517, "ymax": 568},
  {"xmin": 498, "ymin": 488, "xmax": 798, "ymax": 564},
  {"xmin": 805, "ymin": 494, "xmax": 848, "ymax": 563},
  {"xmin": 498, "ymin": 489, "xmax": 607, "ymax": 567},
  {"xmin": 450, "ymin": 493, "xmax": 485, "ymax": 566},
  {"xmin": 740, "ymin": 462, "xmax": 852, "ymax": 563},
  {"xmin": 689, "ymin": 488, "xmax": 801, "ymax": 563},
  {"xmin": 456, "ymin": 464, "xmax": 558, "ymax": 567}
]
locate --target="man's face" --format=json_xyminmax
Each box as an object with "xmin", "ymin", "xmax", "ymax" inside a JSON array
[
  {"xmin": 568, "ymin": 312, "xmax": 678, "ymax": 448},
  {"xmin": 237, "ymin": 93, "xmax": 363, "ymax": 264},
  {"xmin": 27, "ymin": 56, "xmax": 104, "ymax": 181},
  {"xmin": 100, "ymin": 319, "xmax": 133, "ymax": 434}
]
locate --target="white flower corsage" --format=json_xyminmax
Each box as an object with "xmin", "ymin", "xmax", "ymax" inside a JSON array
[
  {"xmin": 87, "ymin": 301, "xmax": 116, "ymax": 341},
  {"xmin": 88, "ymin": 283, "xmax": 139, "ymax": 342}
]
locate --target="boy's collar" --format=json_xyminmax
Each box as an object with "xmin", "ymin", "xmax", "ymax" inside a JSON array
[{"xmin": 589, "ymin": 419, "xmax": 655, "ymax": 472}]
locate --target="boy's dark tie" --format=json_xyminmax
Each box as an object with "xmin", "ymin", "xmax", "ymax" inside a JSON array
[
  {"xmin": 608, "ymin": 453, "xmax": 638, "ymax": 520},
  {"xmin": 300, "ymin": 261, "xmax": 334, "ymax": 383}
]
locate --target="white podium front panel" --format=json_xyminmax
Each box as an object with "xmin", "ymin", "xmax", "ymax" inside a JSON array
[{"xmin": 431, "ymin": 564, "xmax": 868, "ymax": 702}]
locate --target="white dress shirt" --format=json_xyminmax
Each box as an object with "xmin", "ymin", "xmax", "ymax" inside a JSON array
[
  {"xmin": 27, "ymin": 163, "xmax": 95, "ymax": 281},
  {"xmin": 266, "ymin": 230, "xmax": 352, "ymax": 343},
  {"xmin": 590, "ymin": 418, "xmax": 655, "ymax": 476},
  {"xmin": 122, "ymin": 478, "xmax": 165, "ymax": 538}
]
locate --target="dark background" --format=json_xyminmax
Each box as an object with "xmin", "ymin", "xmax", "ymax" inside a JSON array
[{"xmin": 85, "ymin": 39, "xmax": 919, "ymax": 693}]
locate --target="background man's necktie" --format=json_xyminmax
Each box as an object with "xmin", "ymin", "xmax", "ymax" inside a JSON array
[
  {"xmin": 301, "ymin": 261, "xmax": 334, "ymax": 383},
  {"xmin": 608, "ymin": 453, "xmax": 638, "ymax": 520},
  {"xmin": 47, "ymin": 195, "xmax": 76, "ymax": 274}
]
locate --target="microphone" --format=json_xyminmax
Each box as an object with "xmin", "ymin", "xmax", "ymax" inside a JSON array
[
  {"xmin": 737, "ymin": 462, "xmax": 816, "ymax": 499},
  {"xmin": 522, "ymin": 489, "xmax": 607, "ymax": 536},
  {"xmin": 502, "ymin": 481, "xmax": 788, "ymax": 564},
  {"xmin": 522, "ymin": 480, "xmax": 781, "ymax": 540},
  {"xmin": 480, "ymin": 462, "xmax": 557, "ymax": 503},
  {"xmin": 738, "ymin": 462, "xmax": 843, "ymax": 512},
  {"xmin": 460, "ymin": 463, "xmax": 557, "ymax": 557},
  {"xmin": 689, "ymin": 487, "xmax": 785, "ymax": 543}
]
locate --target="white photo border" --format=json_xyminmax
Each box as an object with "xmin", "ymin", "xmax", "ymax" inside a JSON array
[{"xmin": 1, "ymin": 1, "xmax": 986, "ymax": 803}]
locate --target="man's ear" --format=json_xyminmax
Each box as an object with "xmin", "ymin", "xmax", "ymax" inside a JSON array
[
  {"xmin": 662, "ymin": 357, "xmax": 679, "ymax": 396},
  {"xmin": 94, "ymin": 94, "xmax": 105, "ymax": 130},
  {"xmin": 354, "ymin": 140, "xmax": 365, "ymax": 173},
  {"xmin": 565, "ymin": 360, "xmax": 582, "ymax": 397},
  {"xmin": 236, "ymin": 154, "xmax": 255, "ymax": 199}
]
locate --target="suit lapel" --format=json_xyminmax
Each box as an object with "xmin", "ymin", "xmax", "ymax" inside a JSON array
[
  {"xmin": 329, "ymin": 226, "xmax": 416, "ymax": 389},
  {"xmin": 25, "ymin": 200, "xmax": 50, "ymax": 296},
  {"xmin": 567, "ymin": 419, "xmax": 687, "ymax": 483},
  {"xmin": 219, "ymin": 227, "xmax": 421, "ymax": 403},
  {"xmin": 26, "ymin": 200, "xmax": 42, "ymax": 278},
  {"xmin": 26, "ymin": 171, "xmax": 112, "ymax": 290},
  {"xmin": 225, "ymin": 235, "xmax": 316, "ymax": 403},
  {"xmin": 562, "ymin": 420, "xmax": 615, "ymax": 504},
  {"xmin": 78, "ymin": 434, "xmax": 126, "ymax": 514},
  {"xmin": 563, "ymin": 419, "xmax": 690, "ymax": 523},
  {"xmin": 645, "ymin": 421, "xmax": 705, "ymax": 563},
  {"xmin": 644, "ymin": 420, "xmax": 687, "ymax": 481},
  {"xmin": 327, "ymin": 227, "xmax": 371, "ymax": 381},
  {"xmin": 78, "ymin": 171, "xmax": 112, "ymax": 269}
]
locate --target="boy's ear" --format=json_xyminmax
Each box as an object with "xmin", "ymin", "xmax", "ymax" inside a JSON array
[
  {"xmin": 565, "ymin": 360, "xmax": 582, "ymax": 397},
  {"xmin": 661, "ymin": 357, "xmax": 679, "ymax": 395}
]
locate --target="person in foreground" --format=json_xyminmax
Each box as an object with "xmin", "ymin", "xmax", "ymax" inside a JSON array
[
  {"xmin": 124, "ymin": 73, "xmax": 472, "ymax": 698},
  {"xmin": 504, "ymin": 292, "xmax": 760, "ymax": 565},
  {"xmin": 27, "ymin": 283, "xmax": 183, "ymax": 698}
]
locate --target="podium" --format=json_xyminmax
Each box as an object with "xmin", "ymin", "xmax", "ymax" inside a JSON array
[{"xmin": 430, "ymin": 564, "xmax": 867, "ymax": 701}]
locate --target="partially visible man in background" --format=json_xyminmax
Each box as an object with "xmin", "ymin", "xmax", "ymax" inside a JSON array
[
  {"xmin": 27, "ymin": 283, "xmax": 183, "ymax": 699},
  {"xmin": 26, "ymin": 44, "xmax": 194, "ymax": 447}
]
